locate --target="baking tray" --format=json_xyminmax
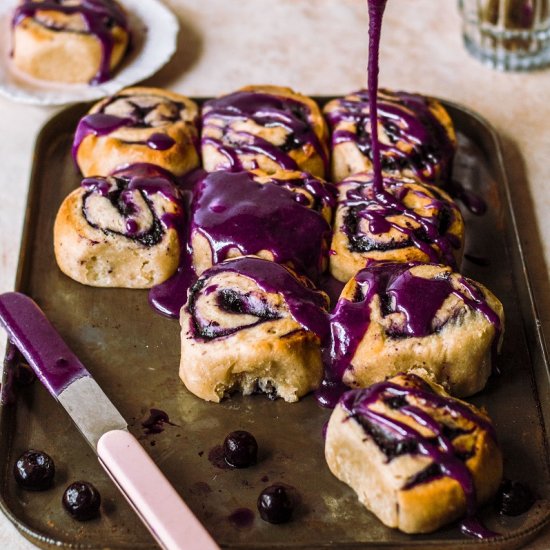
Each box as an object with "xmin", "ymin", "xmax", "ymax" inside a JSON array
[{"xmin": 0, "ymin": 99, "xmax": 549, "ymax": 549}]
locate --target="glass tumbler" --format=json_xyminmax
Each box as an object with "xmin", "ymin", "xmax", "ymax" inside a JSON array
[{"xmin": 458, "ymin": 0, "xmax": 550, "ymax": 70}]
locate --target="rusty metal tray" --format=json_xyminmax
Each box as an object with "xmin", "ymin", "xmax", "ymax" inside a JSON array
[{"xmin": 0, "ymin": 99, "xmax": 549, "ymax": 549}]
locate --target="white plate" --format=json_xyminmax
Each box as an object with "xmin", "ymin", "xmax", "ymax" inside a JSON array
[{"xmin": 0, "ymin": 0, "xmax": 179, "ymax": 106}]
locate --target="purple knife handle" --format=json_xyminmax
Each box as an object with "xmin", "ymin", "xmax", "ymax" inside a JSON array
[{"xmin": 98, "ymin": 430, "xmax": 219, "ymax": 550}]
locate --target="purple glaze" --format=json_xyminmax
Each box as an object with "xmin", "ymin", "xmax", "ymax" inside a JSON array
[
  {"xmin": 324, "ymin": 262, "xmax": 501, "ymax": 395},
  {"xmin": 141, "ymin": 408, "xmax": 176, "ymax": 435},
  {"xmin": 208, "ymin": 444, "xmax": 232, "ymax": 470},
  {"xmin": 13, "ymin": 0, "xmax": 129, "ymax": 85},
  {"xmin": 202, "ymin": 91, "xmax": 328, "ymax": 174},
  {"xmin": 340, "ymin": 175, "xmax": 462, "ymax": 268},
  {"xmin": 147, "ymin": 180, "xmax": 198, "ymax": 318},
  {"xmin": 187, "ymin": 256, "xmax": 329, "ymax": 341},
  {"xmin": 112, "ymin": 163, "xmax": 179, "ymax": 182},
  {"xmin": 460, "ymin": 516, "xmax": 499, "ymax": 539},
  {"xmin": 340, "ymin": 374, "xmax": 498, "ymax": 536},
  {"xmin": 72, "ymin": 113, "xmax": 132, "ymax": 160},
  {"xmin": 446, "ymin": 180, "xmax": 487, "ymax": 216},
  {"xmin": 146, "ymin": 133, "xmax": 176, "ymax": 151},
  {"xmin": 0, "ymin": 293, "xmax": 89, "ymax": 396},
  {"xmin": 227, "ymin": 508, "xmax": 255, "ymax": 529},
  {"xmin": 190, "ymin": 171, "xmax": 332, "ymax": 283}
]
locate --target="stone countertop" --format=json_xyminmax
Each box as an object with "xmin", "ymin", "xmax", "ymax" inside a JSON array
[{"xmin": 0, "ymin": 0, "xmax": 548, "ymax": 548}]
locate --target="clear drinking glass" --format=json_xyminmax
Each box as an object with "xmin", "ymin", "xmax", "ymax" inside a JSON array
[{"xmin": 458, "ymin": 0, "xmax": 550, "ymax": 70}]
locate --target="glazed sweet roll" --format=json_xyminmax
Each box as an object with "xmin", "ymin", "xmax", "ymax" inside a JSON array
[
  {"xmin": 330, "ymin": 172, "xmax": 465, "ymax": 283},
  {"xmin": 328, "ymin": 262, "xmax": 504, "ymax": 397},
  {"xmin": 324, "ymin": 89, "xmax": 456, "ymax": 183},
  {"xmin": 73, "ymin": 87, "xmax": 200, "ymax": 177},
  {"xmin": 54, "ymin": 173, "xmax": 184, "ymax": 288},
  {"xmin": 201, "ymin": 85, "xmax": 329, "ymax": 178},
  {"xmin": 189, "ymin": 170, "xmax": 335, "ymax": 282},
  {"xmin": 12, "ymin": 0, "xmax": 130, "ymax": 84},
  {"xmin": 325, "ymin": 373, "xmax": 503, "ymax": 534},
  {"xmin": 179, "ymin": 256, "xmax": 329, "ymax": 403}
]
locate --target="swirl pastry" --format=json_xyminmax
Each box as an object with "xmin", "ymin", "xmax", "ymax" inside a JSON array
[
  {"xmin": 12, "ymin": 0, "xmax": 129, "ymax": 85},
  {"xmin": 324, "ymin": 89, "xmax": 456, "ymax": 184},
  {"xmin": 328, "ymin": 262, "xmax": 504, "ymax": 397},
  {"xmin": 190, "ymin": 170, "xmax": 335, "ymax": 282},
  {"xmin": 179, "ymin": 256, "xmax": 330, "ymax": 403},
  {"xmin": 325, "ymin": 373, "xmax": 503, "ymax": 534},
  {"xmin": 330, "ymin": 172, "xmax": 465, "ymax": 283},
  {"xmin": 54, "ymin": 172, "xmax": 184, "ymax": 288},
  {"xmin": 73, "ymin": 87, "xmax": 200, "ymax": 178},
  {"xmin": 201, "ymin": 85, "xmax": 329, "ymax": 178}
]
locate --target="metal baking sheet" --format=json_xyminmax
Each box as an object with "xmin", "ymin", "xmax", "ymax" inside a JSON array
[{"xmin": 0, "ymin": 99, "xmax": 549, "ymax": 549}]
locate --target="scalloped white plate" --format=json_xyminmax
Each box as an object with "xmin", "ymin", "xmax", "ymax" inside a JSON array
[{"xmin": 0, "ymin": 0, "xmax": 179, "ymax": 106}]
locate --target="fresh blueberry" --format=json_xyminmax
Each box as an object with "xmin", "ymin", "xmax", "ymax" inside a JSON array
[
  {"xmin": 62, "ymin": 481, "xmax": 101, "ymax": 521},
  {"xmin": 257, "ymin": 484, "xmax": 293, "ymax": 524},
  {"xmin": 13, "ymin": 450, "xmax": 55, "ymax": 491},
  {"xmin": 223, "ymin": 431, "xmax": 258, "ymax": 468},
  {"xmin": 496, "ymin": 479, "xmax": 534, "ymax": 516}
]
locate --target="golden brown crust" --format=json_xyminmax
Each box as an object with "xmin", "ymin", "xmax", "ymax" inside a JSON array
[
  {"xmin": 54, "ymin": 186, "xmax": 181, "ymax": 288},
  {"xmin": 325, "ymin": 374, "xmax": 503, "ymax": 534},
  {"xmin": 201, "ymin": 85, "xmax": 329, "ymax": 178},
  {"xmin": 337, "ymin": 263, "xmax": 504, "ymax": 397},
  {"xmin": 329, "ymin": 172, "xmax": 465, "ymax": 283},
  {"xmin": 75, "ymin": 87, "xmax": 200, "ymax": 177},
  {"xmin": 12, "ymin": 11, "xmax": 128, "ymax": 84}
]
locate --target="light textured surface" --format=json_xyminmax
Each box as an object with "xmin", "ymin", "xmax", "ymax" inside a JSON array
[{"xmin": 0, "ymin": 0, "xmax": 548, "ymax": 547}]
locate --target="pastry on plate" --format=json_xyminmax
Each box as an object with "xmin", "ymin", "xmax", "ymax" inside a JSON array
[
  {"xmin": 189, "ymin": 170, "xmax": 335, "ymax": 282},
  {"xmin": 325, "ymin": 373, "xmax": 503, "ymax": 533},
  {"xmin": 179, "ymin": 256, "xmax": 329, "ymax": 403},
  {"xmin": 201, "ymin": 85, "xmax": 329, "ymax": 178},
  {"xmin": 12, "ymin": 0, "xmax": 130, "ymax": 85},
  {"xmin": 330, "ymin": 172, "xmax": 465, "ymax": 283},
  {"xmin": 328, "ymin": 262, "xmax": 504, "ymax": 397},
  {"xmin": 323, "ymin": 89, "xmax": 456, "ymax": 184},
  {"xmin": 54, "ymin": 172, "xmax": 184, "ymax": 288},
  {"xmin": 73, "ymin": 87, "xmax": 200, "ymax": 177}
]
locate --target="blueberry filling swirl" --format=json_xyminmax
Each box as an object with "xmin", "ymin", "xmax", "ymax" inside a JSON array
[
  {"xmin": 13, "ymin": 0, "xmax": 129, "ymax": 85},
  {"xmin": 340, "ymin": 373, "xmax": 497, "ymax": 517},
  {"xmin": 81, "ymin": 175, "xmax": 183, "ymax": 246},
  {"xmin": 339, "ymin": 175, "xmax": 462, "ymax": 268},
  {"xmin": 325, "ymin": 89, "xmax": 455, "ymax": 183},
  {"xmin": 202, "ymin": 91, "xmax": 328, "ymax": 173},
  {"xmin": 185, "ymin": 256, "xmax": 330, "ymax": 342}
]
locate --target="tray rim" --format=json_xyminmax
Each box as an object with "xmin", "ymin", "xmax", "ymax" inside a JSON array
[{"xmin": 1, "ymin": 96, "xmax": 549, "ymax": 549}]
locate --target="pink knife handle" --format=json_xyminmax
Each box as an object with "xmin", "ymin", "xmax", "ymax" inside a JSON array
[{"xmin": 97, "ymin": 430, "xmax": 219, "ymax": 550}]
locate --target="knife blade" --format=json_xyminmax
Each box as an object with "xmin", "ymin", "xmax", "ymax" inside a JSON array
[{"xmin": 0, "ymin": 291, "xmax": 219, "ymax": 550}]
